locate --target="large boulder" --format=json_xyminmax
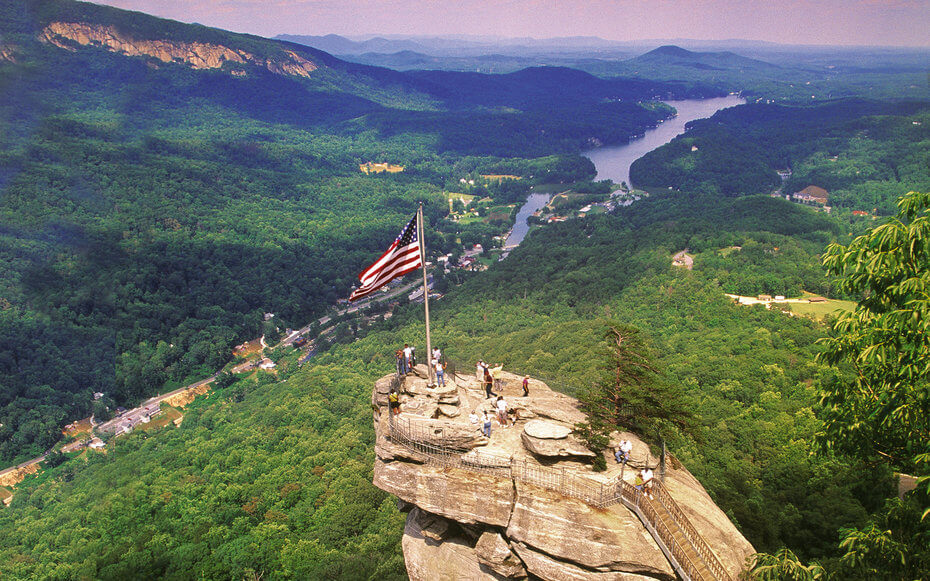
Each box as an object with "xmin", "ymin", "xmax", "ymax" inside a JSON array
[
  {"xmin": 371, "ymin": 371, "xmax": 754, "ymax": 580},
  {"xmin": 403, "ymin": 508, "xmax": 495, "ymax": 581},
  {"xmin": 391, "ymin": 416, "xmax": 487, "ymax": 450},
  {"xmin": 506, "ymin": 481, "xmax": 675, "ymax": 578},
  {"xmin": 512, "ymin": 542, "xmax": 664, "ymax": 581},
  {"xmin": 521, "ymin": 431, "xmax": 596, "ymax": 459},
  {"xmin": 524, "ymin": 419, "xmax": 572, "ymax": 439},
  {"xmin": 475, "ymin": 531, "xmax": 528, "ymax": 578}
]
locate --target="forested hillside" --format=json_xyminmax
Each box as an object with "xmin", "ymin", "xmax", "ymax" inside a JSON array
[
  {"xmin": 0, "ymin": 0, "xmax": 705, "ymax": 462},
  {"xmin": 630, "ymin": 100, "xmax": 930, "ymax": 211},
  {"xmin": 0, "ymin": 189, "xmax": 902, "ymax": 578}
]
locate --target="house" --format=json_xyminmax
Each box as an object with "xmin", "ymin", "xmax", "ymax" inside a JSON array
[
  {"xmin": 88, "ymin": 438, "xmax": 105, "ymax": 450},
  {"xmin": 258, "ymin": 358, "xmax": 276, "ymax": 370},
  {"xmin": 792, "ymin": 185, "xmax": 829, "ymax": 205},
  {"xmin": 851, "ymin": 210, "xmax": 869, "ymax": 217},
  {"xmin": 758, "ymin": 294, "xmax": 773, "ymax": 301}
]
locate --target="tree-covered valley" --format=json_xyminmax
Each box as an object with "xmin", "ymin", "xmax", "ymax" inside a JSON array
[{"xmin": 1, "ymin": 0, "xmax": 928, "ymax": 579}]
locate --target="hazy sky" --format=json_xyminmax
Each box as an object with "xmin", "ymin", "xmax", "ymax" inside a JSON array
[{"xmin": 92, "ymin": 0, "xmax": 930, "ymax": 47}]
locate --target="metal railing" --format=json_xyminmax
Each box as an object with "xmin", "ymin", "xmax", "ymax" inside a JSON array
[{"xmin": 384, "ymin": 409, "xmax": 731, "ymax": 581}]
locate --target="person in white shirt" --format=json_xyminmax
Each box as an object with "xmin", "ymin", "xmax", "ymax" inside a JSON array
[{"xmin": 496, "ymin": 396, "xmax": 508, "ymax": 427}]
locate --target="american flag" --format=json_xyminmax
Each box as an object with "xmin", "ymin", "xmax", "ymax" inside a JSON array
[{"xmin": 349, "ymin": 213, "xmax": 423, "ymax": 301}]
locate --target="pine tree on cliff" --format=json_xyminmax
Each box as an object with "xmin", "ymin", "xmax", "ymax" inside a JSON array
[{"xmin": 575, "ymin": 323, "xmax": 693, "ymax": 471}]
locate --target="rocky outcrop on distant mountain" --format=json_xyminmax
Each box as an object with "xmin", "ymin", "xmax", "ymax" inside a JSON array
[
  {"xmin": 372, "ymin": 369, "xmax": 754, "ymax": 580},
  {"xmin": 0, "ymin": 44, "xmax": 17, "ymax": 63},
  {"xmin": 39, "ymin": 22, "xmax": 317, "ymax": 77}
]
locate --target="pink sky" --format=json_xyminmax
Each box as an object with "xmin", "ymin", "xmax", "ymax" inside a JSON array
[{"xmin": 91, "ymin": 0, "xmax": 930, "ymax": 47}]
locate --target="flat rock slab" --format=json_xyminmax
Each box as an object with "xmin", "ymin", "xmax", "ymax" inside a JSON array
[
  {"xmin": 521, "ymin": 432, "xmax": 596, "ymax": 459},
  {"xmin": 524, "ymin": 419, "xmax": 572, "ymax": 439}
]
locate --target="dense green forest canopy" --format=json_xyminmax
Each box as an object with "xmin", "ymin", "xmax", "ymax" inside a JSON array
[{"xmin": 630, "ymin": 100, "xmax": 930, "ymax": 212}]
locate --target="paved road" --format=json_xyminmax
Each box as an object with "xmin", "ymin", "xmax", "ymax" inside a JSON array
[
  {"xmin": 95, "ymin": 375, "xmax": 217, "ymax": 434},
  {"xmin": 281, "ymin": 278, "xmax": 423, "ymax": 347},
  {"xmin": 0, "ymin": 454, "xmax": 46, "ymax": 479},
  {"xmin": 0, "ymin": 277, "xmax": 423, "ymax": 478}
]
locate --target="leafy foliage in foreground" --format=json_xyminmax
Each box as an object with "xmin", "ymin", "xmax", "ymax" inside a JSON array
[{"xmin": 749, "ymin": 192, "xmax": 930, "ymax": 579}]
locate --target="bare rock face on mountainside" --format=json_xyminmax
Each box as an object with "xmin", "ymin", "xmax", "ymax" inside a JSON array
[
  {"xmin": 372, "ymin": 369, "xmax": 755, "ymax": 580},
  {"xmin": 40, "ymin": 22, "xmax": 318, "ymax": 77}
]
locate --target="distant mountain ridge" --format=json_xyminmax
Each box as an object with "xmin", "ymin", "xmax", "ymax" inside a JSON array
[{"xmin": 630, "ymin": 45, "xmax": 782, "ymax": 72}]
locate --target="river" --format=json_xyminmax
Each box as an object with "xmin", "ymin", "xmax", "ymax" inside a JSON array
[
  {"xmin": 503, "ymin": 95, "xmax": 744, "ymax": 252},
  {"xmin": 583, "ymin": 95, "xmax": 745, "ymax": 187}
]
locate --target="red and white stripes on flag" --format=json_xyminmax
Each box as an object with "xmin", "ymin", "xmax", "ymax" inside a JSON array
[{"xmin": 349, "ymin": 213, "xmax": 423, "ymax": 301}]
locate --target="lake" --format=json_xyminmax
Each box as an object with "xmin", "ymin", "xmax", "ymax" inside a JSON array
[
  {"xmin": 583, "ymin": 95, "xmax": 745, "ymax": 187},
  {"xmin": 503, "ymin": 95, "xmax": 745, "ymax": 253}
]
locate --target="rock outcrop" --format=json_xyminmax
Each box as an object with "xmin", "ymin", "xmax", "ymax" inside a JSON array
[
  {"xmin": 39, "ymin": 22, "xmax": 318, "ymax": 78},
  {"xmin": 373, "ymin": 370, "xmax": 754, "ymax": 580}
]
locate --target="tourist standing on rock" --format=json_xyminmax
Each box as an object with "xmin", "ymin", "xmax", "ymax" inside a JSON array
[
  {"xmin": 389, "ymin": 391, "xmax": 400, "ymax": 415},
  {"xmin": 642, "ymin": 468, "xmax": 654, "ymax": 499},
  {"xmin": 432, "ymin": 347, "xmax": 442, "ymax": 364},
  {"xmin": 396, "ymin": 348, "xmax": 407, "ymax": 375},
  {"xmin": 481, "ymin": 412, "xmax": 492, "ymax": 437},
  {"xmin": 476, "ymin": 360, "xmax": 486, "ymax": 382},
  {"xmin": 403, "ymin": 344, "xmax": 414, "ymax": 374},
  {"xmin": 496, "ymin": 396, "xmax": 508, "ymax": 427},
  {"xmin": 491, "ymin": 364, "xmax": 503, "ymax": 392},
  {"xmin": 484, "ymin": 366, "xmax": 495, "ymax": 398},
  {"xmin": 433, "ymin": 358, "xmax": 445, "ymax": 387},
  {"xmin": 522, "ymin": 375, "xmax": 530, "ymax": 397}
]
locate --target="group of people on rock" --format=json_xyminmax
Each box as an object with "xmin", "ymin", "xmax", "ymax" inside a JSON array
[
  {"xmin": 395, "ymin": 343, "xmax": 416, "ymax": 376},
  {"xmin": 475, "ymin": 361, "xmax": 531, "ymax": 399},
  {"xmin": 395, "ymin": 343, "xmax": 449, "ymax": 387},
  {"xmin": 469, "ymin": 395, "xmax": 516, "ymax": 438},
  {"xmin": 389, "ymin": 348, "xmax": 660, "ymax": 497},
  {"xmin": 392, "ymin": 349, "xmax": 538, "ymax": 438}
]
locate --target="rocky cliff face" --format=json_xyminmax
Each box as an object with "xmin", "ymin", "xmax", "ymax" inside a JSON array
[
  {"xmin": 372, "ymin": 368, "xmax": 754, "ymax": 580},
  {"xmin": 39, "ymin": 22, "xmax": 317, "ymax": 78}
]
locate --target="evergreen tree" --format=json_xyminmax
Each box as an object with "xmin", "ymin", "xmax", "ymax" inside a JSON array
[{"xmin": 575, "ymin": 323, "xmax": 693, "ymax": 470}]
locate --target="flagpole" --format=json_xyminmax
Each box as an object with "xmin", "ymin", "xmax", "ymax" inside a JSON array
[{"xmin": 417, "ymin": 203, "xmax": 434, "ymax": 386}]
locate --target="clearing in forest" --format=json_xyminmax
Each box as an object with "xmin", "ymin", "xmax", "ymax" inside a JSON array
[{"xmin": 359, "ymin": 162, "xmax": 404, "ymax": 174}]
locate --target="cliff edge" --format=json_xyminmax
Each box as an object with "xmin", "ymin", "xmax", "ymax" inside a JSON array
[{"xmin": 372, "ymin": 367, "xmax": 754, "ymax": 580}]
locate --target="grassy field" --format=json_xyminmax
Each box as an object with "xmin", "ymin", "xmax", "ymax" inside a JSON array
[
  {"xmin": 480, "ymin": 174, "xmax": 522, "ymax": 181},
  {"xmin": 136, "ymin": 407, "xmax": 183, "ymax": 432},
  {"xmin": 359, "ymin": 162, "xmax": 405, "ymax": 174},
  {"xmin": 783, "ymin": 299, "xmax": 857, "ymax": 320}
]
